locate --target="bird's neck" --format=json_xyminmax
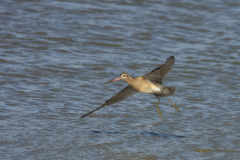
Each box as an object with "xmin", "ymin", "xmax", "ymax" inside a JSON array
[
  {"xmin": 124, "ymin": 75, "xmax": 134, "ymax": 84},
  {"xmin": 125, "ymin": 76, "xmax": 149, "ymax": 93},
  {"xmin": 125, "ymin": 76, "xmax": 143, "ymax": 86}
]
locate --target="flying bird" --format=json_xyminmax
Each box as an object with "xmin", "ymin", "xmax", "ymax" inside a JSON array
[{"xmin": 80, "ymin": 56, "xmax": 180, "ymax": 119}]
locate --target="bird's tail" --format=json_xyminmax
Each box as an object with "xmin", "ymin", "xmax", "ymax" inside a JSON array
[{"xmin": 162, "ymin": 86, "xmax": 175, "ymax": 96}]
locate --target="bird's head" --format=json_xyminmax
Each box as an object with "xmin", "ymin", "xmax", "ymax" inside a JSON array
[{"xmin": 105, "ymin": 72, "xmax": 130, "ymax": 84}]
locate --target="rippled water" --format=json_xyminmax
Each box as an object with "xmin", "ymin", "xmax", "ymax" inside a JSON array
[{"xmin": 1, "ymin": 0, "xmax": 240, "ymax": 159}]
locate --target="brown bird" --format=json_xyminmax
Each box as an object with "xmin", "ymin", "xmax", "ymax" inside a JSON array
[{"xmin": 80, "ymin": 56, "xmax": 180, "ymax": 119}]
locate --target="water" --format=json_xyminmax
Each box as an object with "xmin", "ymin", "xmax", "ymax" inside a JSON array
[{"xmin": 1, "ymin": 0, "xmax": 240, "ymax": 159}]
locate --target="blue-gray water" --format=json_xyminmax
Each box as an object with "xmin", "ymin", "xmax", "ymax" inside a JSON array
[{"xmin": 1, "ymin": 0, "xmax": 240, "ymax": 159}]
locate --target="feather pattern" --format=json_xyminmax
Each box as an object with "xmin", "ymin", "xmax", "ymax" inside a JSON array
[
  {"xmin": 80, "ymin": 85, "xmax": 137, "ymax": 118},
  {"xmin": 102, "ymin": 85, "xmax": 137, "ymax": 106},
  {"xmin": 144, "ymin": 56, "xmax": 175, "ymax": 84}
]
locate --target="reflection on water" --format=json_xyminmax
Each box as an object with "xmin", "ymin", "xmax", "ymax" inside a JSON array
[
  {"xmin": 1, "ymin": 0, "xmax": 240, "ymax": 159},
  {"xmin": 85, "ymin": 130, "xmax": 185, "ymax": 138},
  {"xmin": 195, "ymin": 149, "xmax": 237, "ymax": 153}
]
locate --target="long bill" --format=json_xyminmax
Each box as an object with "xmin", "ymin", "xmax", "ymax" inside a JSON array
[{"xmin": 104, "ymin": 77, "xmax": 121, "ymax": 84}]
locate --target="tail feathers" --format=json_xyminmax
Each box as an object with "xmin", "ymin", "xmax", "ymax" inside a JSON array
[
  {"xmin": 154, "ymin": 86, "xmax": 175, "ymax": 99},
  {"xmin": 162, "ymin": 86, "xmax": 175, "ymax": 96}
]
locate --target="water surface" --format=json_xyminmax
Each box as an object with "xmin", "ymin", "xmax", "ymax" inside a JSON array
[{"xmin": 1, "ymin": 0, "xmax": 240, "ymax": 159}]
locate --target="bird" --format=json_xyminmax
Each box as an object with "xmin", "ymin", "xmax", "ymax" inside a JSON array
[{"xmin": 80, "ymin": 56, "xmax": 180, "ymax": 119}]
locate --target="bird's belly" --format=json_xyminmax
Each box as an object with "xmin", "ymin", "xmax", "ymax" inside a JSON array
[
  {"xmin": 138, "ymin": 84, "xmax": 162, "ymax": 94},
  {"xmin": 151, "ymin": 85, "xmax": 162, "ymax": 93}
]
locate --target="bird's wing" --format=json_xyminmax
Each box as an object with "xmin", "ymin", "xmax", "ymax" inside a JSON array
[
  {"xmin": 144, "ymin": 56, "xmax": 175, "ymax": 83},
  {"xmin": 80, "ymin": 85, "xmax": 138, "ymax": 118}
]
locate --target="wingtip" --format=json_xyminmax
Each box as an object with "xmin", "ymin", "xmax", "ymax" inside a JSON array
[
  {"xmin": 166, "ymin": 56, "xmax": 175, "ymax": 62},
  {"xmin": 79, "ymin": 113, "xmax": 90, "ymax": 119},
  {"xmin": 79, "ymin": 115, "xmax": 85, "ymax": 119},
  {"xmin": 169, "ymin": 55, "xmax": 175, "ymax": 59}
]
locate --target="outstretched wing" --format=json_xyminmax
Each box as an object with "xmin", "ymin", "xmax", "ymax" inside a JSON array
[
  {"xmin": 80, "ymin": 85, "xmax": 138, "ymax": 119},
  {"xmin": 144, "ymin": 56, "xmax": 175, "ymax": 84}
]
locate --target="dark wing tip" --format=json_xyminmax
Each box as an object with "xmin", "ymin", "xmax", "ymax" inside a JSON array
[
  {"xmin": 79, "ymin": 115, "xmax": 86, "ymax": 119},
  {"xmin": 165, "ymin": 56, "xmax": 175, "ymax": 66},
  {"xmin": 79, "ymin": 110, "xmax": 94, "ymax": 119},
  {"xmin": 79, "ymin": 85, "xmax": 137, "ymax": 119},
  {"xmin": 166, "ymin": 56, "xmax": 175, "ymax": 62},
  {"xmin": 144, "ymin": 56, "xmax": 175, "ymax": 82}
]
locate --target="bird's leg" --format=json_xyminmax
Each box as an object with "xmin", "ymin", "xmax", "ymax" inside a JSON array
[
  {"xmin": 166, "ymin": 96, "xmax": 180, "ymax": 112},
  {"xmin": 156, "ymin": 98, "xmax": 162, "ymax": 120}
]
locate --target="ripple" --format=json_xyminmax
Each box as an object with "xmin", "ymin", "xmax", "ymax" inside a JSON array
[{"xmin": 1, "ymin": 0, "xmax": 240, "ymax": 159}]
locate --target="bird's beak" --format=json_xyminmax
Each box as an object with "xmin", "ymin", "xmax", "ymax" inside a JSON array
[{"xmin": 104, "ymin": 77, "xmax": 121, "ymax": 84}]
